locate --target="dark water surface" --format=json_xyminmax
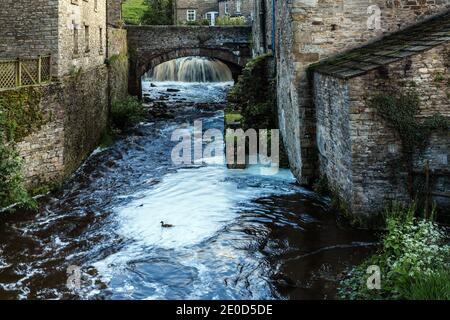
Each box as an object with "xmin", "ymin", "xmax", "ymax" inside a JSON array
[{"xmin": 0, "ymin": 82, "xmax": 376, "ymax": 300}]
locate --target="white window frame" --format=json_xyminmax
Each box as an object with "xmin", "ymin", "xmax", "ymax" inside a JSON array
[
  {"xmin": 187, "ymin": 9, "xmax": 196, "ymax": 21},
  {"xmin": 224, "ymin": 2, "xmax": 229, "ymax": 15},
  {"xmin": 236, "ymin": 0, "xmax": 241, "ymax": 13},
  {"xmin": 205, "ymin": 11, "xmax": 218, "ymax": 26}
]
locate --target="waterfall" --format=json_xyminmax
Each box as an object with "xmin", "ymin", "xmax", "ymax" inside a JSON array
[{"xmin": 146, "ymin": 57, "xmax": 233, "ymax": 82}]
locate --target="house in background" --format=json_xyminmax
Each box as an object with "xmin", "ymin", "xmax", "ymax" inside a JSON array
[
  {"xmin": 218, "ymin": 0, "xmax": 252, "ymax": 23},
  {"xmin": 173, "ymin": 0, "xmax": 252, "ymax": 25},
  {"xmin": 174, "ymin": 0, "xmax": 219, "ymax": 25}
]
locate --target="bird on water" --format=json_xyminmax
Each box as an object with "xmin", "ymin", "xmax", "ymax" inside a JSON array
[{"xmin": 160, "ymin": 221, "xmax": 174, "ymax": 228}]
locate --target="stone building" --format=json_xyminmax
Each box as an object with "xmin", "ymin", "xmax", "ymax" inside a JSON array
[
  {"xmin": 312, "ymin": 12, "xmax": 450, "ymax": 219},
  {"xmin": 251, "ymin": 1, "xmax": 450, "ymax": 219},
  {"xmin": 0, "ymin": 0, "xmax": 110, "ymax": 77},
  {"xmin": 251, "ymin": 0, "xmax": 273, "ymax": 55},
  {"xmin": 218, "ymin": 0, "xmax": 253, "ymax": 23},
  {"xmin": 174, "ymin": 0, "xmax": 253, "ymax": 25},
  {"xmin": 0, "ymin": 0, "xmax": 128, "ymax": 188},
  {"xmin": 174, "ymin": 0, "xmax": 219, "ymax": 25}
]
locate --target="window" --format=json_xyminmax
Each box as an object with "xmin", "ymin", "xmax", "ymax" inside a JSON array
[
  {"xmin": 205, "ymin": 12, "xmax": 218, "ymax": 26},
  {"xmin": 99, "ymin": 27, "xmax": 103, "ymax": 54},
  {"xmin": 187, "ymin": 9, "xmax": 196, "ymax": 21},
  {"xmin": 73, "ymin": 23, "xmax": 79, "ymax": 55},
  {"xmin": 236, "ymin": 0, "xmax": 241, "ymax": 13},
  {"xmin": 224, "ymin": 2, "xmax": 229, "ymax": 15},
  {"xmin": 84, "ymin": 25, "xmax": 90, "ymax": 52}
]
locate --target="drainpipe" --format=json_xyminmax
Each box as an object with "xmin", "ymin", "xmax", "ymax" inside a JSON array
[
  {"xmin": 260, "ymin": 0, "xmax": 267, "ymax": 53},
  {"xmin": 271, "ymin": 0, "xmax": 276, "ymax": 53}
]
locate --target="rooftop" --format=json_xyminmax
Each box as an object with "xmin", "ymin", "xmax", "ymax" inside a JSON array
[{"xmin": 312, "ymin": 10, "xmax": 450, "ymax": 79}]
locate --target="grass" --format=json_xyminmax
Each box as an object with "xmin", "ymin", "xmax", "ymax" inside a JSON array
[
  {"xmin": 402, "ymin": 271, "xmax": 450, "ymax": 300},
  {"xmin": 122, "ymin": 0, "xmax": 148, "ymax": 25}
]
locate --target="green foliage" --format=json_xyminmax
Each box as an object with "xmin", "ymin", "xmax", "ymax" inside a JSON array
[
  {"xmin": 433, "ymin": 72, "xmax": 445, "ymax": 83},
  {"xmin": 184, "ymin": 19, "xmax": 210, "ymax": 26},
  {"xmin": 339, "ymin": 203, "xmax": 450, "ymax": 300},
  {"xmin": 111, "ymin": 96, "xmax": 146, "ymax": 130},
  {"xmin": 401, "ymin": 271, "xmax": 450, "ymax": 300},
  {"xmin": 216, "ymin": 16, "xmax": 246, "ymax": 26},
  {"xmin": 370, "ymin": 91, "xmax": 449, "ymax": 155},
  {"xmin": 0, "ymin": 89, "xmax": 43, "ymax": 210},
  {"xmin": 228, "ymin": 54, "xmax": 276, "ymax": 130},
  {"xmin": 225, "ymin": 112, "xmax": 243, "ymax": 125},
  {"xmin": 313, "ymin": 175, "xmax": 331, "ymax": 196},
  {"xmin": 141, "ymin": 0, "xmax": 173, "ymax": 25},
  {"xmin": 0, "ymin": 138, "xmax": 36, "ymax": 210},
  {"xmin": 122, "ymin": 0, "xmax": 148, "ymax": 25},
  {"xmin": 105, "ymin": 54, "xmax": 128, "ymax": 66},
  {"xmin": 122, "ymin": 0, "xmax": 173, "ymax": 25},
  {"xmin": 98, "ymin": 129, "xmax": 116, "ymax": 149},
  {"xmin": 0, "ymin": 88, "xmax": 46, "ymax": 142}
]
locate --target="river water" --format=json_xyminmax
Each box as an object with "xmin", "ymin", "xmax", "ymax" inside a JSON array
[{"xmin": 0, "ymin": 80, "xmax": 376, "ymax": 300}]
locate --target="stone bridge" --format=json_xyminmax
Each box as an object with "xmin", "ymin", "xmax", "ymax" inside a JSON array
[{"xmin": 126, "ymin": 25, "xmax": 252, "ymax": 97}]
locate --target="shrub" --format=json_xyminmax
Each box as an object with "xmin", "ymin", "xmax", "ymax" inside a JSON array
[
  {"xmin": 339, "ymin": 203, "xmax": 450, "ymax": 300},
  {"xmin": 0, "ymin": 90, "xmax": 42, "ymax": 210},
  {"xmin": 228, "ymin": 54, "xmax": 276, "ymax": 130},
  {"xmin": 111, "ymin": 96, "xmax": 146, "ymax": 130},
  {"xmin": 216, "ymin": 16, "xmax": 246, "ymax": 26},
  {"xmin": 185, "ymin": 19, "xmax": 210, "ymax": 26},
  {"xmin": 0, "ymin": 138, "xmax": 36, "ymax": 210}
]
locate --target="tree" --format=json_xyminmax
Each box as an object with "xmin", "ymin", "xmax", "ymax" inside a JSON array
[{"xmin": 141, "ymin": 0, "xmax": 173, "ymax": 25}]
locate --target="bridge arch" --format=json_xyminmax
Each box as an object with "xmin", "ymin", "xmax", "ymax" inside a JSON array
[{"xmin": 126, "ymin": 26, "xmax": 252, "ymax": 97}]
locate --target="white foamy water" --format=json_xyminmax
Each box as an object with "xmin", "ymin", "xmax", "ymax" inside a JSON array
[
  {"xmin": 142, "ymin": 81, "xmax": 234, "ymax": 104},
  {"xmin": 145, "ymin": 57, "xmax": 233, "ymax": 82},
  {"xmin": 115, "ymin": 165, "xmax": 295, "ymax": 249}
]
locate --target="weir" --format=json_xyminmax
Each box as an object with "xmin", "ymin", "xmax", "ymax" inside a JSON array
[
  {"xmin": 145, "ymin": 57, "xmax": 233, "ymax": 83},
  {"xmin": 126, "ymin": 25, "xmax": 252, "ymax": 97}
]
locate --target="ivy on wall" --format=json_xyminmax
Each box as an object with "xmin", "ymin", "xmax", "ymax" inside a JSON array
[
  {"xmin": 370, "ymin": 90, "xmax": 449, "ymax": 155},
  {"xmin": 0, "ymin": 87, "xmax": 47, "ymax": 210},
  {"xmin": 370, "ymin": 89, "xmax": 449, "ymax": 200}
]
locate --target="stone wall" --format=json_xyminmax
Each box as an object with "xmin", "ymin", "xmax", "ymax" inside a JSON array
[
  {"xmin": 314, "ymin": 74, "xmax": 354, "ymax": 209},
  {"xmin": 12, "ymin": 66, "xmax": 109, "ymax": 189},
  {"xmin": 175, "ymin": 0, "xmax": 219, "ymax": 24},
  {"xmin": 58, "ymin": 0, "xmax": 107, "ymax": 77},
  {"xmin": 126, "ymin": 25, "xmax": 252, "ymax": 96},
  {"xmin": 60, "ymin": 65, "xmax": 109, "ymax": 176},
  {"xmin": 0, "ymin": 0, "xmax": 59, "ymax": 74},
  {"xmin": 218, "ymin": 0, "xmax": 253, "ymax": 23},
  {"xmin": 314, "ymin": 43, "xmax": 450, "ymax": 219},
  {"xmin": 108, "ymin": 28, "xmax": 129, "ymax": 103},
  {"xmin": 14, "ymin": 84, "xmax": 65, "ymax": 188},
  {"xmin": 273, "ymin": 0, "xmax": 450, "ymax": 186},
  {"xmin": 107, "ymin": 0, "xmax": 123, "ymax": 27},
  {"xmin": 251, "ymin": 0, "xmax": 273, "ymax": 56}
]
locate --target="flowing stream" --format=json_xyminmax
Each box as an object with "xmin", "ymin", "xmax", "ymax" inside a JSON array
[
  {"xmin": 145, "ymin": 57, "xmax": 233, "ymax": 82},
  {"xmin": 0, "ymin": 61, "xmax": 377, "ymax": 300}
]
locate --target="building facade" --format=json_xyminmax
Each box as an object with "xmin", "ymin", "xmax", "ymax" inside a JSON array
[
  {"xmin": 0, "ymin": 0, "xmax": 110, "ymax": 78},
  {"xmin": 174, "ymin": 0, "xmax": 219, "ymax": 25},
  {"xmin": 251, "ymin": 1, "xmax": 450, "ymax": 220},
  {"xmin": 0, "ymin": 0, "xmax": 128, "ymax": 189},
  {"xmin": 174, "ymin": 0, "xmax": 252, "ymax": 25},
  {"xmin": 218, "ymin": 0, "xmax": 252, "ymax": 23}
]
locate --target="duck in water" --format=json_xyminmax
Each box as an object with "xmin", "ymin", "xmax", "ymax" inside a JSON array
[{"xmin": 160, "ymin": 221, "xmax": 174, "ymax": 228}]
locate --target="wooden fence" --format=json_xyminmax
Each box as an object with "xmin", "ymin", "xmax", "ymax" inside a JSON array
[{"xmin": 0, "ymin": 56, "xmax": 51, "ymax": 90}]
